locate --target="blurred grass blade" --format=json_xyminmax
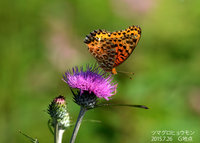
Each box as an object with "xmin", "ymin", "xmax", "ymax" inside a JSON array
[
  {"xmin": 19, "ymin": 130, "xmax": 39, "ymax": 143},
  {"xmin": 82, "ymin": 119, "xmax": 102, "ymax": 124},
  {"xmin": 70, "ymin": 119, "xmax": 102, "ymax": 126},
  {"xmin": 96, "ymin": 103, "xmax": 149, "ymax": 109}
]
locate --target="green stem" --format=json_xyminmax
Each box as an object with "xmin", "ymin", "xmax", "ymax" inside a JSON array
[
  {"xmin": 54, "ymin": 122, "xmax": 64, "ymax": 143},
  {"xmin": 70, "ymin": 107, "xmax": 87, "ymax": 143},
  {"xmin": 54, "ymin": 122, "xmax": 58, "ymax": 143},
  {"xmin": 57, "ymin": 129, "xmax": 65, "ymax": 143}
]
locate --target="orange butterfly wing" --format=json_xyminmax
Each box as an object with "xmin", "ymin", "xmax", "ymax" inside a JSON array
[
  {"xmin": 113, "ymin": 26, "xmax": 141, "ymax": 67},
  {"xmin": 84, "ymin": 25, "xmax": 141, "ymax": 74}
]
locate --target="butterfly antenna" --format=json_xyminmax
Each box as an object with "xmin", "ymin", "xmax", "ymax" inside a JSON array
[{"xmin": 118, "ymin": 70, "xmax": 134, "ymax": 80}]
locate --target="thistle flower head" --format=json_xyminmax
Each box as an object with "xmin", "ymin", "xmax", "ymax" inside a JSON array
[
  {"xmin": 62, "ymin": 65, "xmax": 117, "ymax": 109},
  {"xmin": 48, "ymin": 95, "xmax": 70, "ymax": 129}
]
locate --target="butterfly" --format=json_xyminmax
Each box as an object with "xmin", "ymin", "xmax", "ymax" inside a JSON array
[{"xmin": 84, "ymin": 25, "xmax": 141, "ymax": 74}]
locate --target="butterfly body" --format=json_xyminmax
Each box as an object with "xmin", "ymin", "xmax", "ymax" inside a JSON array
[{"xmin": 84, "ymin": 25, "xmax": 141, "ymax": 74}]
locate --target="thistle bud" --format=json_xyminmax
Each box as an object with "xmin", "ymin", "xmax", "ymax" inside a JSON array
[{"xmin": 48, "ymin": 95, "xmax": 70, "ymax": 129}]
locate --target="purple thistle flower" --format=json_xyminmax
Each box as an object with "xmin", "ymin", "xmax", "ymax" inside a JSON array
[{"xmin": 63, "ymin": 65, "xmax": 117, "ymax": 101}]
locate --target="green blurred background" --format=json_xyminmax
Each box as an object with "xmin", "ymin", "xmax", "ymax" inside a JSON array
[{"xmin": 1, "ymin": 0, "xmax": 200, "ymax": 142}]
